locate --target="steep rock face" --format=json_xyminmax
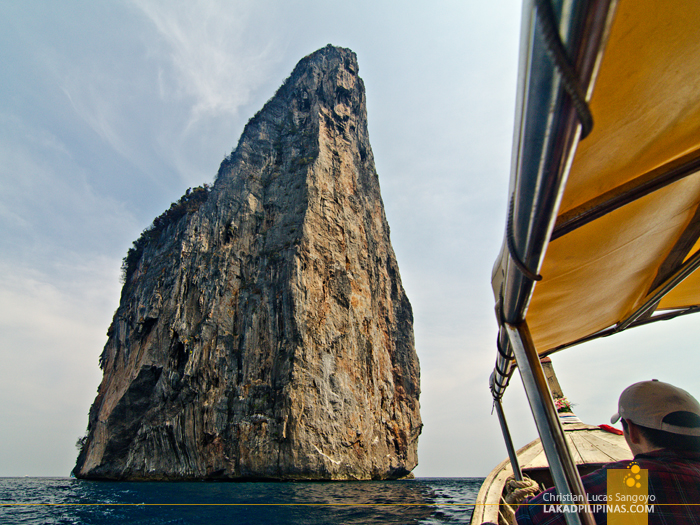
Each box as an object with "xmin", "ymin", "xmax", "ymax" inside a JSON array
[{"xmin": 74, "ymin": 45, "xmax": 421, "ymax": 480}]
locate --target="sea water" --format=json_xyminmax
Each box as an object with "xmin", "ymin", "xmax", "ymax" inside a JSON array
[{"xmin": 0, "ymin": 477, "xmax": 484, "ymax": 524}]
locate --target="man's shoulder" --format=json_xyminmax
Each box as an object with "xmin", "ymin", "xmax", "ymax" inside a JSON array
[
  {"xmin": 633, "ymin": 449, "xmax": 700, "ymax": 472},
  {"xmin": 578, "ymin": 450, "xmax": 700, "ymax": 484},
  {"xmin": 636, "ymin": 449, "xmax": 700, "ymax": 461},
  {"xmin": 591, "ymin": 449, "xmax": 700, "ymax": 471}
]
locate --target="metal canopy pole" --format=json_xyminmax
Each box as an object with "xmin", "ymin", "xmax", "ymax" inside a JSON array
[
  {"xmin": 494, "ymin": 398, "xmax": 523, "ymax": 482},
  {"xmin": 504, "ymin": 321, "xmax": 594, "ymax": 525}
]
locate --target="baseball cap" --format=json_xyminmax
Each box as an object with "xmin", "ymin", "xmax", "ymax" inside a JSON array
[{"xmin": 610, "ymin": 380, "xmax": 700, "ymax": 436}]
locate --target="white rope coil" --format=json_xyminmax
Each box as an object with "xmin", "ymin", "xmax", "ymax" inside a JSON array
[{"xmin": 499, "ymin": 475, "xmax": 541, "ymax": 525}]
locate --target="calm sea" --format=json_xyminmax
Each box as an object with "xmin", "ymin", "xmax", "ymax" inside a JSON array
[{"xmin": 0, "ymin": 477, "xmax": 484, "ymax": 524}]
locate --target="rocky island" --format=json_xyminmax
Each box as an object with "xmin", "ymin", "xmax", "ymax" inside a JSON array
[{"xmin": 73, "ymin": 45, "xmax": 421, "ymax": 480}]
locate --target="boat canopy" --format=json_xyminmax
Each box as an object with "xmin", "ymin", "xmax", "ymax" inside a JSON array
[
  {"xmin": 487, "ymin": 1, "xmax": 700, "ymax": 523},
  {"xmin": 492, "ymin": 0, "xmax": 700, "ymax": 393}
]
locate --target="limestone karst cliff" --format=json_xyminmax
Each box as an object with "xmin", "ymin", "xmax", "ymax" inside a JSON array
[{"xmin": 73, "ymin": 45, "xmax": 421, "ymax": 480}]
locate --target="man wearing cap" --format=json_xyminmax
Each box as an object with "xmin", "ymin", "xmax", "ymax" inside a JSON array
[{"xmin": 514, "ymin": 380, "xmax": 700, "ymax": 524}]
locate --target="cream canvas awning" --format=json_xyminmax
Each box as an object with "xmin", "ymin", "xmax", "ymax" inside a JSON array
[
  {"xmin": 493, "ymin": 0, "xmax": 700, "ymax": 357},
  {"xmin": 484, "ymin": 2, "xmax": 700, "ymax": 521}
]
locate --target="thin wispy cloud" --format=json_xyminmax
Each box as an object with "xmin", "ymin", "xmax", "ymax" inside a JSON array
[
  {"xmin": 132, "ymin": 0, "xmax": 281, "ymax": 128},
  {"xmin": 0, "ymin": 116, "xmax": 138, "ymax": 259}
]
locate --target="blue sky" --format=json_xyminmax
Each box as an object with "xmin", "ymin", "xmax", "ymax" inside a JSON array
[{"xmin": 2, "ymin": 0, "xmax": 698, "ymax": 479}]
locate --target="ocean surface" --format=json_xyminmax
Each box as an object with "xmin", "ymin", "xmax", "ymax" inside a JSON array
[{"xmin": 0, "ymin": 477, "xmax": 484, "ymax": 524}]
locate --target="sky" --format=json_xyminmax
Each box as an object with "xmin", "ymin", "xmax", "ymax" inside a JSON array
[{"xmin": 1, "ymin": 0, "xmax": 699, "ymax": 479}]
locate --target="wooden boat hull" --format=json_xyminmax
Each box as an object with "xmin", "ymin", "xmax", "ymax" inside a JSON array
[{"xmin": 471, "ymin": 423, "xmax": 632, "ymax": 524}]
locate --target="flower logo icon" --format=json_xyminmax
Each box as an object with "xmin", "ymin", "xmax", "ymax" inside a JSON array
[{"xmin": 623, "ymin": 463, "xmax": 643, "ymax": 489}]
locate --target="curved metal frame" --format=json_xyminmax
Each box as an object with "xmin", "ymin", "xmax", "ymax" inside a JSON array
[{"xmin": 489, "ymin": 2, "xmax": 618, "ymax": 524}]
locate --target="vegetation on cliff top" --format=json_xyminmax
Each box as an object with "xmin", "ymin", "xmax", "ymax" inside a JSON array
[{"xmin": 120, "ymin": 185, "xmax": 210, "ymax": 283}]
